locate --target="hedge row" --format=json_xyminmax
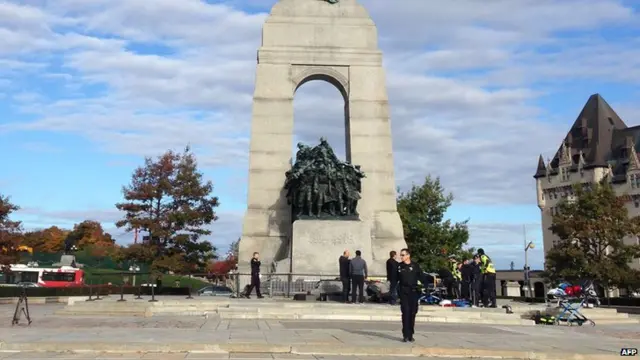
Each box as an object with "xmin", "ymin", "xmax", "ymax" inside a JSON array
[{"xmin": 0, "ymin": 286, "xmax": 193, "ymax": 298}]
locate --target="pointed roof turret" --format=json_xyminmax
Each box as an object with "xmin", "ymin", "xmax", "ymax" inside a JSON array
[
  {"xmin": 550, "ymin": 93, "xmax": 627, "ymax": 170},
  {"xmin": 533, "ymin": 155, "xmax": 546, "ymax": 178}
]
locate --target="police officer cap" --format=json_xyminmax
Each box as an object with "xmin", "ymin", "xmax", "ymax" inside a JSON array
[{"xmin": 477, "ymin": 248, "xmax": 485, "ymax": 255}]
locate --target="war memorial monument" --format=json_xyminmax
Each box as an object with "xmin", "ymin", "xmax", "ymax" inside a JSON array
[{"xmin": 238, "ymin": 0, "xmax": 407, "ymax": 276}]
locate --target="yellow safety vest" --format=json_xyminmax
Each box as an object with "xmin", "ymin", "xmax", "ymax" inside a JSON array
[
  {"xmin": 451, "ymin": 262, "xmax": 462, "ymax": 280},
  {"xmin": 480, "ymin": 255, "xmax": 496, "ymax": 274}
]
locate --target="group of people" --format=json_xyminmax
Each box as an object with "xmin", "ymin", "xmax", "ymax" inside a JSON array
[
  {"xmin": 338, "ymin": 250, "xmax": 369, "ymax": 303},
  {"xmin": 244, "ymin": 247, "xmax": 498, "ymax": 343},
  {"xmin": 442, "ymin": 248, "xmax": 497, "ymax": 308}
]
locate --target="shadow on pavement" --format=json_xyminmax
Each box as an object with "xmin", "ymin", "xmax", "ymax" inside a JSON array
[{"xmin": 344, "ymin": 329, "xmax": 404, "ymax": 342}]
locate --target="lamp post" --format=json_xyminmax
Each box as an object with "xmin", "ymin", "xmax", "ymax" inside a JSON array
[
  {"xmin": 129, "ymin": 265, "xmax": 140, "ymax": 287},
  {"xmin": 524, "ymin": 240, "xmax": 535, "ymax": 298}
]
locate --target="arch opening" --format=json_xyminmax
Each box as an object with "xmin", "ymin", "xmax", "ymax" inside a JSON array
[{"xmin": 293, "ymin": 74, "xmax": 350, "ymax": 163}]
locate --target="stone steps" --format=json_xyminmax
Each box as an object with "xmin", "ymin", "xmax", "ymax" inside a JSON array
[
  {"xmin": 216, "ymin": 312, "xmax": 533, "ymax": 325},
  {"xmin": 57, "ymin": 298, "xmax": 639, "ymax": 324}
]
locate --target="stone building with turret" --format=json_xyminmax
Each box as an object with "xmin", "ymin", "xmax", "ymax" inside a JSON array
[{"xmin": 533, "ymin": 94, "xmax": 640, "ymax": 273}]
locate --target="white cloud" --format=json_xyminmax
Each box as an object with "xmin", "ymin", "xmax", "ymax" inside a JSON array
[{"xmin": 2, "ymin": 0, "xmax": 639, "ymax": 259}]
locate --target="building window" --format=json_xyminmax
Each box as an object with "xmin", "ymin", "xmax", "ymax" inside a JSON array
[
  {"xmin": 561, "ymin": 167, "xmax": 570, "ymax": 182},
  {"xmin": 634, "ymin": 202, "xmax": 639, "ymax": 208},
  {"xmin": 541, "ymin": 192, "xmax": 545, "ymax": 200},
  {"xmin": 553, "ymin": 192, "xmax": 558, "ymax": 199},
  {"xmin": 630, "ymin": 174, "xmax": 640, "ymax": 189}
]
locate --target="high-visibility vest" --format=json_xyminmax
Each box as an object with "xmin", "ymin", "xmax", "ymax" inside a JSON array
[
  {"xmin": 480, "ymin": 255, "xmax": 496, "ymax": 274},
  {"xmin": 451, "ymin": 262, "xmax": 462, "ymax": 280}
]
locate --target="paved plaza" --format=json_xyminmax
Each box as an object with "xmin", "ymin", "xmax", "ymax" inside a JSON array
[
  {"xmin": 0, "ymin": 354, "xmax": 492, "ymax": 360},
  {"xmin": 1, "ymin": 304, "xmax": 638, "ymax": 359}
]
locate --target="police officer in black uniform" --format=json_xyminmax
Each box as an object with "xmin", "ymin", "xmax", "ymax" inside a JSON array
[
  {"xmin": 244, "ymin": 252, "xmax": 264, "ymax": 299},
  {"xmin": 396, "ymin": 248, "xmax": 427, "ymax": 342}
]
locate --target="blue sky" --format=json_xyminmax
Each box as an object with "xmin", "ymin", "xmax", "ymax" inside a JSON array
[{"xmin": 1, "ymin": 0, "xmax": 640, "ymax": 270}]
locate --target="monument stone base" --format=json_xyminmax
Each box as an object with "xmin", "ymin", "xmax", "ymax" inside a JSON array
[{"xmin": 291, "ymin": 219, "xmax": 372, "ymax": 276}]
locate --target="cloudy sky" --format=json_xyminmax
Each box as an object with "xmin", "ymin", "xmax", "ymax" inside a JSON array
[{"xmin": 1, "ymin": 0, "xmax": 639, "ymax": 270}]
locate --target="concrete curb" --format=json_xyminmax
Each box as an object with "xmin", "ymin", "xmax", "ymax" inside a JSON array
[{"xmin": 0, "ymin": 342, "xmax": 620, "ymax": 359}]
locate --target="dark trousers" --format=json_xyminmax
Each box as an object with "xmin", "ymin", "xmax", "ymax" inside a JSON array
[
  {"xmin": 399, "ymin": 289, "xmax": 419, "ymax": 339},
  {"xmin": 482, "ymin": 273, "xmax": 497, "ymax": 307},
  {"xmin": 461, "ymin": 280, "xmax": 471, "ymax": 301},
  {"xmin": 389, "ymin": 280, "xmax": 397, "ymax": 305},
  {"xmin": 351, "ymin": 275, "xmax": 365, "ymax": 303},
  {"xmin": 340, "ymin": 277, "xmax": 351, "ymax": 302},
  {"xmin": 245, "ymin": 273, "xmax": 262, "ymax": 297},
  {"xmin": 444, "ymin": 278, "xmax": 460, "ymax": 299},
  {"xmin": 472, "ymin": 279, "xmax": 482, "ymax": 306}
]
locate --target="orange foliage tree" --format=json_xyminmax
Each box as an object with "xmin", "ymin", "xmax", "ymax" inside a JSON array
[
  {"xmin": 115, "ymin": 147, "xmax": 219, "ymax": 273},
  {"xmin": 22, "ymin": 226, "xmax": 69, "ymax": 253},
  {"xmin": 66, "ymin": 220, "xmax": 116, "ymax": 250},
  {"xmin": 0, "ymin": 195, "xmax": 22, "ymax": 270},
  {"xmin": 207, "ymin": 238, "xmax": 239, "ymax": 278}
]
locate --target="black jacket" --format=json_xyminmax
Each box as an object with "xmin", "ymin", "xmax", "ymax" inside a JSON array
[
  {"xmin": 460, "ymin": 263, "xmax": 473, "ymax": 282},
  {"xmin": 386, "ymin": 258, "xmax": 398, "ymax": 282},
  {"xmin": 396, "ymin": 261, "xmax": 427, "ymax": 291},
  {"xmin": 339, "ymin": 256, "xmax": 350, "ymax": 279},
  {"xmin": 437, "ymin": 268, "xmax": 454, "ymax": 281},
  {"xmin": 470, "ymin": 262, "xmax": 481, "ymax": 281},
  {"xmin": 250, "ymin": 258, "xmax": 261, "ymax": 275}
]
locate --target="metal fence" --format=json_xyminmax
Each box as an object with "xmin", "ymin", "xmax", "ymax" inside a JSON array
[{"xmin": 86, "ymin": 271, "xmax": 387, "ymax": 299}]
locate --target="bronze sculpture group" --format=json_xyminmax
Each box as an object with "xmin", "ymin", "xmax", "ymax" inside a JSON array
[{"xmin": 285, "ymin": 138, "xmax": 364, "ymax": 220}]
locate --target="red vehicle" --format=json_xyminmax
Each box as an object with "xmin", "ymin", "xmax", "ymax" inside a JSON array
[{"xmin": 3, "ymin": 264, "xmax": 84, "ymax": 287}]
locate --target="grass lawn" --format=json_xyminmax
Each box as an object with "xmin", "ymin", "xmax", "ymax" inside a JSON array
[{"xmin": 83, "ymin": 268, "xmax": 211, "ymax": 289}]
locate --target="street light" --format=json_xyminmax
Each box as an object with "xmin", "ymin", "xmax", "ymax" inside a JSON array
[
  {"xmin": 129, "ymin": 265, "xmax": 140, "ymax": 287},
  {"xmin": 524, "ymin": 241, "xmax": 535, "ymax": 297}
]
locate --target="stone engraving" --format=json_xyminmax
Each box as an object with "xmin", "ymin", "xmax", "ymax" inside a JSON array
[{"xmin": 308, "ymin": 231, "xmax": 356, "ymax": 246}]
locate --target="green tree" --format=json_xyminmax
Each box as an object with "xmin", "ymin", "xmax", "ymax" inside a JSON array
[
  {"xmin": 0, "ymin": 195, "xmax": 22, "ymax": 270},
  {"xmin": 545, "ymin": 181, "xmax": 640, "ymax": 290},
  {"xmin": 397, "ymin": 176, "xmax": 471, "ymax": 271},
  {"xmin": 115, "ymin": 146, "xmax": 219, "ymax": 273}
]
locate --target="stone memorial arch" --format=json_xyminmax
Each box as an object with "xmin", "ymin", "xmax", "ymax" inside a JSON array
[{"xmin": 238, "ymin": 0, "xmax": 406, "ymax": 275}]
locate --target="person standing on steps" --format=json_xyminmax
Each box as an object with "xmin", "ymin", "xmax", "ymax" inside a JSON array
[
  {"xmin": 396, "ymin": 248, "xmax": 428, "ymax": 343},
  {"xmin": 477, "ymin": 248, "xmax": 496, "ymax": 308},
  {"xmin": 349, "ymin": 250, "xmax": 368, "ymax": 304},
  {"xmin": 386, "ymin": 250, "xmax": 399, "ymax": 305},
  {"xmin": 338, "ymin": 250, "xmax": 351, "ymax": 303},
  {"xmin": 471, "ymin": 254, "xmax": 482, "ymax": 307},
  {"xmin": 245, "ymin": 252, "xmax": 264, "ymax": 299},
  {"xmin": 460, "ymin": 259, "xmax": 473, "ymax": 302}
]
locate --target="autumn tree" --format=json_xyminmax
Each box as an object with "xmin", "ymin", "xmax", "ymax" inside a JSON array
[
  {"xmin": 0, "ymin": 195, "xmax": 22, "ymax": 269},
  {"xmin": 22, "ymin": 226, "xmax": 69, "ymax": 253},
  {"xmin": 207, "ymin": 239, "xmax": 239, "ymax": 281},
  {"xmin": 397, "ymin": 176, "xmax": 472, "ymax": 271},
  {"xmin": 115, "ymin": 146, "xmax": 219, "ymax": 273},
  {"xmin": 65, "ymin": 220, "xmax": 115, "ymax": 251},
  {"xmin": 545, "ymin": 181, "xmax": 640, "ymax": 291}
]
